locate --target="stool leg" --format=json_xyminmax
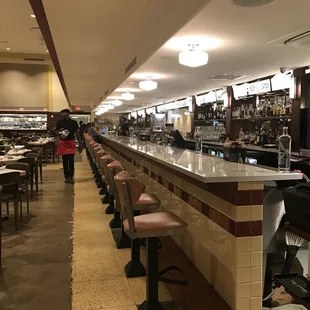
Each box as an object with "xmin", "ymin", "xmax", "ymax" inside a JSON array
[
  {"xmin": 125, "ymin": 238, "xmax": 146, "ymax": 278},
  {"xmin": 109, "ymin": 210, "xmax": 121, "ymax": 229},
  {"xmin": 138, "ymin": 237, "xmax": 164, "ymax": 310},
  {"xmin": 105, "ymin": 195, "xmax": 114, "ymax": 214},
  {"xmin": 99, "ymin": 184, "xmax": 105, "ymax": 195},
  {"xmin": 101, "ymin": 190, "xmax": 110, "ymax": 204},
  {"xmin": 116, "ymin": 224, "xmax": 131, "ymax": 249}
]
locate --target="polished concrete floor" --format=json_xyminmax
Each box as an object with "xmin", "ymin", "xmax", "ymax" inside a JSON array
[{"xmin": 0, "ymin": 153, "xmax": 172, "ymax": 310}]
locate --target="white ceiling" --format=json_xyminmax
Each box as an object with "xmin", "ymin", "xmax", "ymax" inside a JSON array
[
  {"xmin": 43, "ymin": 0, "xmax": 210, "ymax": 108},
  {"xmin": 105, "ymin": 0, "xmax": 310, "ymax": 113},
  {"xmin": 0, "ymin": 0, "xmax": 49, "ymax": 56}
]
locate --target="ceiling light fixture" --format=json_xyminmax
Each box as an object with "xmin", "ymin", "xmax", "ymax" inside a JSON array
[
  {"xmin": 112, "ymin": 99, "xmax": 123, "ymax": 106},
  {"xmin": 179, "ymin": 44, "xmax": 209, "ymax": 68},
  {"xmin": 31, "ymin": 14, "xmax": 36, "ymax": 18},
  {"xmin": 139, "ymin": 79, "xmax": 158, "ymax": 91},
  {"xmin": 6, "ymin": 47, "xmax": 10, "ymax": 51},
  {"xmin": 121, "ymin": 91, "xmax": 135, "ymax": 101}
]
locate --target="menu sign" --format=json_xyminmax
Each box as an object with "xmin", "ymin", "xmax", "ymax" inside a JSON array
[
  {"xmin": 233, "ymin": 83, "xmax": 249, "ymax": 99},
  {"xmin": 216, "ymin": 88, "xmax": 227, "ymax": 101},
  {"xmin": 248, "ymin": 79, "xmax": 271, "ymax": 95},
  {"xmin": 271, "ymin": 73, "xmax": 292, "ymax": 91},
  {"xmin": 256, "ymin": 79, "xmax": 271, "ymax": 93}
]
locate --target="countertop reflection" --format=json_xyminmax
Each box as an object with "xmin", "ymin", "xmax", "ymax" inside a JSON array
[{"xmin": 103, "ymin": 135, "xmax": 302, "ymax": 183}]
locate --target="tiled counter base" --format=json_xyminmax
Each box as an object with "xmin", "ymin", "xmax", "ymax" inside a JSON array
[{"xmin": 103, "ymin": 139, "xmax": 266, "ymax": 310}]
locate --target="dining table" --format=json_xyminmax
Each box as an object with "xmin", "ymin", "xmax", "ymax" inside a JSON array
[
  {"xmin": 0, "ymin": 168, "xmax": 26, "ymax": 177},
  {"xmin": 0, "ymin": 156, "xmax": 25, "ymax": 165},
  {"xmin": 27, "ymin": 139, "xmax": 57, "ymax": 163}
]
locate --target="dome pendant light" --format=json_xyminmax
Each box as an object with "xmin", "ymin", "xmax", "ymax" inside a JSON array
[
  {"xmin": 139, "ymin": 79, "xmax": 158, "ymax": 91},
  {"xmin": 179, "ymin": 44, "xmax": 209, "ymax": 68},
  {"xmin": 121, "ymin": 91, "xmax": 135, "ymax": 100},
  {"xmin": 112, "ymin": 99, "xmax": 123, "ymax": 106}
]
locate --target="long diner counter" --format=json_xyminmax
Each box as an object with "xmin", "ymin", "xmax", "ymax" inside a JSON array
[
  {"xmin": 101, "ymin": 134, "xmax": 302, "ymax": 310},
  {"xmin": 102, "ymin": 135, "xmax": 301, "ymax": 183}
]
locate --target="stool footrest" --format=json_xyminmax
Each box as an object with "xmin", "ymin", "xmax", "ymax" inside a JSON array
[{"xmin": 158, "ymin": 266, "xmax": 188, "ymax": 286}]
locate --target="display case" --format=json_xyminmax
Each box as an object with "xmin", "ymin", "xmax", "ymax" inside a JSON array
[{"xmin": 0, "ymin": 113, "xmax": 47, "ymax": 131}]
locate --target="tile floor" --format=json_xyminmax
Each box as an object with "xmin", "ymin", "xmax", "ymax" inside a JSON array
[
  {"xmin": 0, "ymin": 152, "xmax": 173, "ymax": 310},
  {"xmin": 72, "ymin": 153, "xmax": 173, "ymax": 310}
]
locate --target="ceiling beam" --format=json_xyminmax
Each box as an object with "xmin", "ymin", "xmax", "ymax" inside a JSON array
[{"xmin": 29, "ymin": 0, "xmax": 71, "ymax": 107}]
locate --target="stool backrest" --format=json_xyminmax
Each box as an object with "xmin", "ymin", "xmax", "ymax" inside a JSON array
[
  {"xmin": 109, "ymin": 164, "xmax": 124, "ymax": 212},
  {"xmin": 99, "ymin": 154, "xmax": 111, "ymax": 177},
  {"xmin": 114, "ymin": 171, "xmax": 143, "ymax": 236},
  {"xmin": 107, "ymin": 161, "xmax": 123, "ymax": 196},
  {"xmin": 100, "ymin": 156, "xmax": 115, "ymax": 188}
]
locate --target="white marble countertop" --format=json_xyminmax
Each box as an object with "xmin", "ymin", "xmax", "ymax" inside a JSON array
[{"xmin": 102, "ymin": 135, "xmax": 302, "ymax": 183}]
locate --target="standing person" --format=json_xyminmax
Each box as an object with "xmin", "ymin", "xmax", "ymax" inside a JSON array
[
  {"xmin": 87, "ymin": 121, "xmax": 103, "ymax": 143},
  {"xmin": 79, "ymin": 121, "xmax": 86, "ymax": 148},
  {"xmin": 87, "ymin": 121, "xmax": 101, "ymax": 137},
  {"xmin": 56, "ymin": 109, "xmax": 83, "ymax": 184},
  {"xmin": 120, "ymin": 118, "xmax": 129, "ymax": 136}
]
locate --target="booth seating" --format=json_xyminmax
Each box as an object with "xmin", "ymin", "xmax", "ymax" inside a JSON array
[{"xmin": 114, "ymin": 171, "xmax": 188, "ymax": 309}]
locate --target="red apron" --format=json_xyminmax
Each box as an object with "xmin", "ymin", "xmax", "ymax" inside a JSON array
[{"xmin": 57, "ymin": 139, "xmax": 76, "ymax": 155}]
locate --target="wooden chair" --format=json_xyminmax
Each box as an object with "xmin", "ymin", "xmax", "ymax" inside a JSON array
[
  {"xmin": 0, "ymin": 172, "xmax": 21, "ymax": 230},
  {"xmin": 6, "ymin": 163, "xmax": 30, "ymax": 215}
]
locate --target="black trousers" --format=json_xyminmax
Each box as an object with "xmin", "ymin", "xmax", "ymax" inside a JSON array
[{"xmin": 62, "ymin": 154, "xmax": 75, "ymax": 178}]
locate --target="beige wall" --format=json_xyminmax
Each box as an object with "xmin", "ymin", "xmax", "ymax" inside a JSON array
[
  {"xmin": 49, "ymin": 65, "xmax": 70, "ymax": 112},
  {"xmin": 170, "ymin": 111, "xmax": 192, "ymax": 135},
  {"xmin": 0, "ymin": 62, "xmax": 69, "ymax": 112},
  {"xmin": 96, "ymin": 113, "xmax": 122, "ymax": 127}
]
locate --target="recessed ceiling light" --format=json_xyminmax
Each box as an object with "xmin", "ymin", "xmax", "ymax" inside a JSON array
[
  {"xmin": 46, "ymin": 49, "xmax": 49, "ymax": 53},
  {"xmin": 31, "ymin": 14, "xmax": 36, "ymax": 18},
  {"xmin": 233, "ymin": 0, "xmax": 274, "ymax": 7},
  {"xmin": 6, "ymin": 47, "xmax": 11, "ymax": 51}
]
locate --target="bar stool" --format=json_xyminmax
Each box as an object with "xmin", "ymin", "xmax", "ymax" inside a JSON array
[
  {"xmin": 93, "ymin": 145, "xmax": 104, "ymax": 187},
  {"xmin": 115, "ymin": 172, "xmax": 188, "ymax": 309},
  {"xmin": 99, "ymin": 154, "xmax": 115, "ymax": 214},
  {"xmin": 114, "ymin": 170, "xmax": 161, "ymax": 277},
  {"xmin": 106, "ymin": 160, "xmax": 124, "ymax": 229},
  {"xmin": 95, "ymin": 148, "xmax": 108, "ymax": 195}
]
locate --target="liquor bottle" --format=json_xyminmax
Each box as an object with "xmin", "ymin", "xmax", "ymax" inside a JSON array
[
  {"xmin": 239, "ymin": 128, "xmax": 245, "ymax": 140},
  {"xmin": 194, "ymin": 127, "xmax": 203, "ymax": 154},
  {"xmin": 278, "ymin": 126, "xmax": 291, "ymax": 172}
]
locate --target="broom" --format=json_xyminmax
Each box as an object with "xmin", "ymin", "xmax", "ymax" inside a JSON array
[{"xmin": 282, "ymin": 230, "xmax": 304, "ymax": 274}]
